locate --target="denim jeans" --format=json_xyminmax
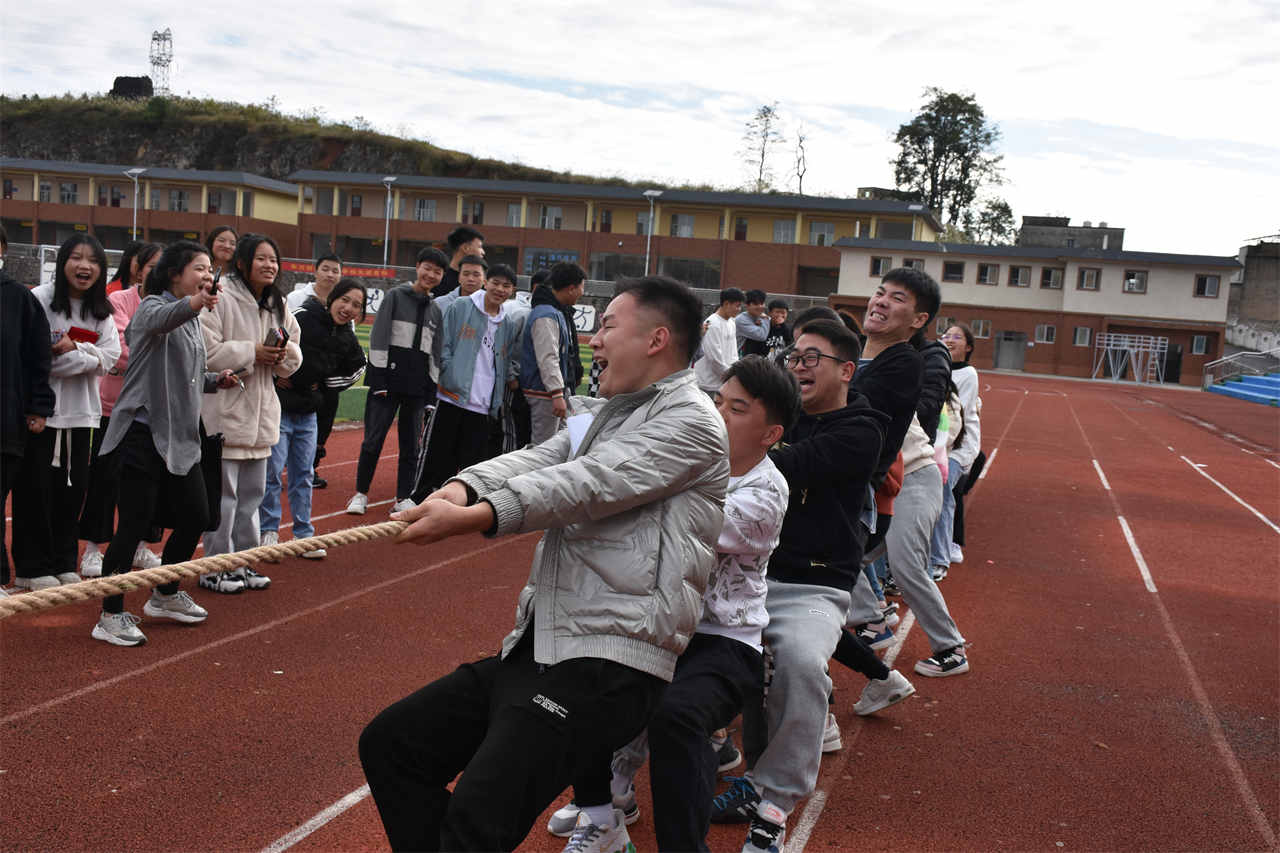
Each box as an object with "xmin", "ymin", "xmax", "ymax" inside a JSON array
[
  {"xmin": 929, "ymin": 456, "xmax": 965, "ymax": 569},
  {"xmin": 260, "ymin": 411, "xmax": 318, "ymax": 538}
]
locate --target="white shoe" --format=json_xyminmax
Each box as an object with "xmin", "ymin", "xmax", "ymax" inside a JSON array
[
  {"xmin": 302, "ymin": 548, "xmax": 326, "ymax": 559},
  {"xmin": 853, "ymin": 670, "xmax": 917, "ymax": 715},
  {"xmin": 821, "ymin": 711, "xmax": 842, "ymax": 753},
  {"xmin": 14, "ymin": 575, "xmax": 61, "ymax": 590},
  {"xmin": 950, "ymin": 543, "xmax": 964, "ymax": 564},
  {"xmin": 199, "ymin": 571, "xmax": 247, "ymax": 594},
  {"xmin": 56, "ymin": 572, "xmax": 81, "ymax": 585},
  {"xmin": 391, "ymin": 498, "xmax": 416, "ymax": 514},
  {"xmin": 144, "ymin": 590, "xmax": 208, "ymax": 624},
  {"xmin": 561, "ymin": 807, "xmax": 633, "ymax": 853},
  {"xmin": 132, "ymin": 544, "xmax": 162, "ymax": 569},
  {"xmin": 259, "ymin": 530, "xmax": 282, "ymax": 563},
  {"xmin": 80, "ymin": 547, "xmax": 104, "ymax": 577},
  {"xmin": 92, "ymin": 611, "xmax": 147, "ymax": 646},
  {"xmin": 346, "ymin": 492, "xmax": 368, "ymax": 515}
]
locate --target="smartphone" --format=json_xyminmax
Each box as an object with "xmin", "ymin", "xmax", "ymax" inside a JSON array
[{"xmin": 264, "ymin": 327, "xmax": 290, "ymax": 348}]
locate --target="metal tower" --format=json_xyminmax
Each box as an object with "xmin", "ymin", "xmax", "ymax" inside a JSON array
[{"xmin": 150, "ymin": 29, "xmax": 173, "ymax": 96}]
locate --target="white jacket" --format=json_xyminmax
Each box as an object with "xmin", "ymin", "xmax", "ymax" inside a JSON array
[
  {"xmin": 200, "ymin": 275, "xmax": 302, "ymax": 458},
  {"xmin": 694, "ymin": 312, "xmax": 738, "ymax": 393},
  {"xmin": 31, "ymin": 284, "xmax": 120, "ymax": 430},
  {"xmin": 950, "ymin": 364, "xmax": 982, "ymax": 473},
  {"xmin": 901, "ymin": 412, "xmax": 938, "ymax": 476}
]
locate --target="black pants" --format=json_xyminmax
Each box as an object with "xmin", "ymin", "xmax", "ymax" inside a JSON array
[
  {"xmin": 313, "ymin": 389, "xmax": 341, "ymax": 468},
  {"xmin": 101, "ymin": 422, "xmax": 209, "ymax": 614},
  {"xmin": 412, "ymin": 402, "xmax": 492, "ymax": 502},
  {"xmin": 78, "ymin": 415, "xmax": 162, "ymax": 545},
  {"xmin": 358, "ymin": 635, "xmax": 664, "ymax": 852},
  {"xmin": 953, "ymin": 489, "xmax": 966, "ymax": 547},
  {"xmin": 356, "ymin": 392, "xmax": 425, "ymax": 500},
  {"xmin": 648, "ymin": 633, "xmax": 763, "ymax": 853},
  {"xmin": 11, "ymin": 426, "xmax": 90, "ymax": 579}
]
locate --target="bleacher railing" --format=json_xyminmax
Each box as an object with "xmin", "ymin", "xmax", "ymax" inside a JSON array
[{"xmin": 1202, "ymin": 346, "xmax": 1280, "ymax": 390}]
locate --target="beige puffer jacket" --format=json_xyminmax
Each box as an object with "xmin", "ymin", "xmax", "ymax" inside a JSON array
[
  {"xmin": 455, "ymin": 369, "xmax": 730, "ymax": 682},
  {"xmin": 200, "ymin": 274, "xmax": 302, "ymax": 459}
]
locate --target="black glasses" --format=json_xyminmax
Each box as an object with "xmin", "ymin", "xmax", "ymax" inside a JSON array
[{"xmin": 784, "ymin": 348, "xmax": 846, "ymax": 369}]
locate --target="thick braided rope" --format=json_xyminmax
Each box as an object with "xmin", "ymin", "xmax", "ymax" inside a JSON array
[{"xmin": 0, "ymin": 520, "xmax": 407, "ymax": 621}]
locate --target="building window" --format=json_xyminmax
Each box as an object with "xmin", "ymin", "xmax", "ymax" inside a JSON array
[
  {"xmin": 38, "ymin": 182, "xmax": 52, "ymax": 203},
  {"xmin": 350, "ymin": 194, "xmax": 362, "ymax": 217},
  {"xmin": 169, "ymin": 189, "xmax": 189, "ymax": 212},
  {"xmin": 1041, "ymin": 267, "xmax": 1064, "ymax": 289},
  {"xmin": 870, "ymin": 256, "xmax": 891, "ymax": 277},
  {"xmin": 1066, "ymin": 238, "xmax": 1076, "ymax": 248},
  {"xmin": 599, "ymin": 209, "xmax": 612, "ymax": 233},
  {"xmin": 150, "ymin": 190, "xmax": 162, "ymax": 210},
  {"xmin": 1194, "ymin": 274, "xmax": 1220, "ymax": 298},
  {"xmin": 773, "ymin": 219, "xmax": 796, "ymax": 243},
  {"xmin": 97, "ymin": 184, "xmax": 108, "ymax": 206},
  {"xmin": 588, "ymin": 252, "xmax": 645, "ymax": 281},
  {"xmin": 942, "ymin": 261, "xmax": 965, "ymax": 282},
  {"xmin": 2, "ymin": 179, "xmax": 16, "ymax": 200},
  {"xmin": 636, "ymin": 210, "xmax": 651, "ymax": 236},
  {"xmin": 414, "ymin": 198, "xmax": 436, "ymax": 222},
  {"xmin": 1078, "ymin": 268, "xmax": 1100, "ymax": 290},
  {"xmin": 971, "ymin": 319, "xmax": 991, "ymax": 338},
  {"xmin": 506, "ymin": 202, "xmax": 521, "ymax": 227},
  {"xmin": 1035, "ymin": 324, "xmax": 1056, "ymax": 344},
  {"xmin": 660, "ymin": 256, "xmax": 721, "ymax": 289},
  {"xmin": 1073, "ymin": 326, "xmax": 1091, "ymax": 347},
  {"xmin": 539, "ymin": 205, "xmax": 563, "ymax": 230},
  {"xmin": 1122, "ymin": 270, "xmax": 1148, "ymax": 294},
  {"xmin": 734, "ymin": 217, "xmax": 748, "ymax": 241},
  {"xmin": 1191, "ymin": 334, "xmax": 1208, "ymax": 355},
  {"xmin": 1009, "ymin": 265, "xmax": 1031, "ymax": 287},
  {"xmin": 111, "ymin": 186, "xmax": 126, "ymax": 208},
  {"xmin": 241, "ymin": 190, "xmax": 253, "ymax": 217},
  {"xmin": 903, "ymin": 258, "xmax": 924, "ymax": 271},
  {"xmin": 59, "ymin": 182, "xmax": 78, "ymax": 204},
  {"xmin": 669, "ymin": 213, "xmax": 695, "ymax": 238},
  {"xmin": 465, "ymin": 200, "xmax": 484, "ymax": 225},
  {"xmin": 976, "ymin": 263, "xmax": 999, "ymax": 285},
  {"xmin": 935, "ymin": 316, "xmax": 954, "ymax": 336},
  {"xmin": 809, "ymin": 221, "xmax": 835, "ymax": 246},
  {"xmin": 524, "ymin": 248, "xmax": 581, "ymax": 275},
  {"xmin": 876, "ymin": 220, "xmax": 913, "ymax": 240}
]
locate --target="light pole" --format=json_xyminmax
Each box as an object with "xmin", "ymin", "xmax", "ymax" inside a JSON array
[
  {"xmin": 643, "ymin": 189, "xmax": 663, "ymax": 275},
  {"xmin": 381, "ymin": 176, "xmax": 397, "ymax": 266},
  {"xmin": 123, "ymin": 168, "xmax": 146, "ymax": 239}
]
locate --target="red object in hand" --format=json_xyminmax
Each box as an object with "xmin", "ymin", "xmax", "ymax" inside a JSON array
[{"xmin": 67, "ymin": 326, "xmax": 100, "ymax": 344}]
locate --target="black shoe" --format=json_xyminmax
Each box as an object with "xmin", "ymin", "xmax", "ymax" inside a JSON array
[
  {"xmin": 716, "ymin": 739, "xmax": 743, "ymax": 773},
  {"xmin": 882, "ymin": 574, "xmax": 901, "ymax": 597},
  {"xmin": 710, "ymin": 775, "xmax": 760, "ymax": 824},
  {"xmin": 312, "ymin": 475, "xmax": 327, "ymax": 489}
]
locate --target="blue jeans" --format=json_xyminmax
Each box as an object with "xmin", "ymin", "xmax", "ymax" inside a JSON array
[
  {"xmin": 862, "ymin": 555, "xmax": 885, "ymax": 601},
  {"xmin": 260, "ymin": 411, "xmax": 318, "ymax": 538},
  {"xmin": 929, "ymin": 456, "xmax": 965, "ymax": 569}
]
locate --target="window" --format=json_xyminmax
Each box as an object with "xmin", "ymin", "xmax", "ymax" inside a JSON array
[
  {"xmin": 523, "ymin": 248, "xmax": 580, "ymax": 275},
  {"xmin": 1191, "ymin": 335, "xmax": 1208, "ymax": 355},
  {"xmin": 1194, "ymin": 274, "xmax": 1220, "ymax": 298},
  {"xmin": 870, "ymin": 256, "xmax": 891, "ymax": 277},
  {"xmin": 942, "ymin": 261, "xmax": 965, "ymax": 282},
  {"xmin": 414, "ymin": 198, "xmax": 436, "ymax": 222},
  {"xmin": 59, "ymin": 182, "xmax": 78, "ymax": 204},
  {"xmin": 1009, "ymin": 265, "xmax": 1031, "ymax": 287},
  {"xmin": 808, "ymin": 221, "xmax": 835, "ymax": 246},
  {"xmin": 1041, "ymin": 267, "xmax": 1064, "ymax": 289},
  {"xmin": 903, "ymin": 258, "xmax": 924, "ymax": 271},
  {"xmin": 876, "ymin": 220, "xmax": 912, "ymax": 240},
  {"xmin": 1122, "ymin": 270, "xmax": 1148, "ymax": 294},
  {"xmin": 111, "ymin": 186, "xmax": 126, "ymax": 208},
  {"xmin": 636, "ymin": 210, "xmax": 651, "ymax": 235},
  {"xmin": 669, "ymin": 213, "xmax": 694, "ymax": 238},
  {"xmin": 1077, "ymin": 267, "xmax": 1100, "ymax": 290},
  {"xmin": 1066, "ymin": 238, "xmax": 1076, "ymax": 248},
  {"xmin": 1035, "ymin": 324, "xmax": 1056, "ymax": 344},
  {"xmin": 466, "ymin": 200, "xmax": 484, "ymax": 225},
  {"xmin": 773, "ymin": 219, "xmax": 795, "ymax": 243},
  {"xmin": 168, "ymin": 189, "xmax": 189, "ymax": 212},
  {"xmin": 660, "ymin": 256, "xmax": 721, "ymax": 289},
  {"xmin": 734, "ymin": 217, "xmax": 748, "ymax": 241},
  {"xmin": 350, "ymin": 194, "xmax": 362, "ymax": 217},
  {"xmin": 588, "ymin": 252, "xmax": 645, "ymax": 281},
  {"xmin": 1073, "ymin": 326, "xmax": 1091, "ymax": 347},
  {"xmin": 935, "ymin": 316, "xmax": 953, "ymax": 336},
  {"xmin": 599, "ymin": 209, "xmax": 612, "ymax": 233},
  {"xmin": 2, "ymin": 179, "xmax": 16, "ymax": 200},
  {"xmin": 976, "ymin": 263, "xmax": 999, "ymax": 285},
  {"xmin": 971, "ymin": 319, "xmax": 991, "ymax": 338},
  {"xmin": 240, "ymin": 190, "xmax": 253, "ymax": 217},
  {"xmin": 98, "ymin": 184, "xmax": 108, "ymax": 206},
  {"xmin": 506, "ymin": 202, "xmax": 522, "ymax": 227},
  {"xmin": 38, "ymin": 182, "xmax": 52, "ymax": 203},
  {"xmin": 150, "ymin": 190, "xmax": 161, "ymax": 210},
  {"xmin": 539, "ymin": 205, "xmax": 563, "ymax": 230}
]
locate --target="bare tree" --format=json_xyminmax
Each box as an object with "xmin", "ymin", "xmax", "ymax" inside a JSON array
[
  {"xmin": 792, "ymin": 124, "xmax": 808, "ymax": 195},
  {"xmin": 740, "ymin": 102, "xmax": 782, "ymax": 193}
]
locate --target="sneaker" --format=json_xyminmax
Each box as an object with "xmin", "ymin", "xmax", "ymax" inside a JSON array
[
  {"xmin": 144, "ymin": 590, "xmax": 208, "ymax": 623},
  {"xmin": 716, "ymin": 738, "xmax": 743, "ymax": 773},
  {"xmin": 853, "ymin": 670, "xmax": 917, "ymax": 715},
  {"xmin": 822, "ymin": 711, "xmax": 842, "ymax": 753},
  {"xmin": 198, "ymin": 571, "xmax": 246, "ymax": 595},
  {"xmin": 932, "ymin": 564, "xmax": 948, "ymax": 582},
  {"xmin": 391, "ymin": 498, "xmax": 416, "ymax": 514},
  {"xmin": 914, "ymin": 645, "xmax": 970, "ymax": 678},
  {"xmin": 711, "ymin": 775, "xmax": 761, "ymax": 824},
  {"xmin": 14, "ymin": 575, "xmax": 60, "ymax": 591},
  {"xmin": 883, "ymin": 607, "xmax": 901, "ymax": 629},
  {"xmin": 549, "ymin": 790, "xmax": 640, "ymax": 837},
  {"xmin": 131, "ymin": 544, "xmax": 162, "ymax": 569},
  {"xmin": 882, "ymin": 574, "xmax": 901, "ymax": 597},
  {"xmin": 240, "ymin": 567, "xmax": 271, "ymax": 590},
  {"xmin": 312, "ymin": 474, "xmax": 327, "ymax": 489},
  {"xmin": 742, "ymin": 801, "xmax": 787, "ymax": 853},
  {"xmin": 259, "ymin": 530, "xmax": 282, "ymax": 563},
  {"xmin": 346, "ymin": 492, "xmax": 368, "ymax": 515},
  {"xmin": 80, "ymin": 547, "xmax": 104, "ymax": 578},
  {"xmin": 950, "ymin": 543, "xmax": 964, "ymax": 564},
  {"xmin": 561, "ymin": 807, "xmax": 634, "ymax": 853},
  {"xmin": 301, "ymin": 548, "xmax": 326, "ymax": 560},
  {"xmin": 56, "ymin": 572, "xmax": 81, "ymax": 585},
  {"xmin": 91, "ymin": 611, "xmax": 146, "ymax": 646},
  {"xmin": 855, "ymin": 620, "xmax": 895, "ymax": 651}
]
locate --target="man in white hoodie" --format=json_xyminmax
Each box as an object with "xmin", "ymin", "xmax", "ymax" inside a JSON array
[{"xmin": 694, "ymin": 288, "xmax": 744, "ymax": 395}]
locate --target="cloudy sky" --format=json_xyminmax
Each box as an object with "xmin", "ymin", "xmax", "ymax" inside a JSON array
[{"xmin": 4, "ymin": 0, "xmax": 1276, "ymax": 256}]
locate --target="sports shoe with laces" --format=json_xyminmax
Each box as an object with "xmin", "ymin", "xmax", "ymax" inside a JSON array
[
  {"xmin": 240, "ymin": 567, "xmax": 271, "ymax": 590},
  {"xmin": 143, "ymin": 590, "xmax": 208, "ymax": 624},
  {"xmin": 346, "ymin": 492, "xmax": 368, "ymax": 515},
  {"xmin": 741, "ymin": 801, "xmax": 787, "ymax": 852},
  {"xmin": 312, "ymin": 474, "xmax": 327, "ymax": 489},
  {"xmin": 822, "ymin": 711, "xmax": 842, "ymax": 753},
  {"xmin": 391, "ymin": 498, "xmax": 416, "ymax": 514},
  {"xmin": 56, "ymin": 571, "xmax": 81, "ymax": 585},
  {"xmin": 950, "ymin": 543, "xmax": 964, "ymax": 564},
  {"xmin": 915, "ymin": 644, "xmax": 970, "ymax": 677},
  {"xmin": 259, "ymin": 531, "xmax": 282, "ymax": 563},
  {"xmin": 80, "ymin": 547, "xmax": 104, "ymax": 578},
  {"xmin": 199, "ymin": 571, "xmax": 246, "ymax": 594},
  {"xmin": 716, "ymin": 738, "xmax": 743, "ymax": 773},
  {"xmin": 548, "ymin": 788, "xmax": 640, "ymax": 837},
  {"xmin": 132, "ymin": 544, "xmax": 162, "ymax": 569},
  {"xmin": 931, "ymin": 564, "xmax": 948, "ymax": 581},
  {"xmin": 711, "ymin": 775, "xmax": 761, "ymax": 824},
  {"xmin": 855, "ymin": 620, "xmax": 895, "ymax": 651},
  {"xmin": 882, "ymin": 574, "xmax": 901, "ymax": 597},
  {"xmin": 14, "ymin": 575, "xmax": 60, "ymax": 590},
  {"xmin": 92, "ymin": 611, "xmax": 146, "ymax": 646},
  {"xmin": 854, "ymin": 670, "xmax": 916, "ymax": 715},
  {"xmin": 561, "ymin": 808, "xmax": 635, "ymax": 853}
]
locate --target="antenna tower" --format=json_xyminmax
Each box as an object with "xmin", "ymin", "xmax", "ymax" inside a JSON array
[{"xmin": 149, "ymin": 29, "xmax": 173, "ymax": 96}]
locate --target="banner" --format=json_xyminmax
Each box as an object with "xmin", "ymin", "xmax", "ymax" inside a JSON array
[{"xmin": 280, "ymin": 260, "xmax": 396, "ymax": 279}]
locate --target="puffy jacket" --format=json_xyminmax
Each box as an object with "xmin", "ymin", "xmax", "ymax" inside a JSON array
[
  {"xmin": 454, "ymin": 368, "xmax": 729, "ymax": 682},
  {"xmin": 200, "ymin": 273, "xmax": 302, "ymax": 458},
  {"xmin": 277, "ymin": 296, "xmax": 366, "ymax": 414},
  {"xmin": 951, "ymin": 363, "xmax": 982, "ymax": 473}
]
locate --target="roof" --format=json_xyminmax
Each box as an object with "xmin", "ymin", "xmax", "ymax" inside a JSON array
[
  {"xmin": 0, "ymin": 157, "xmax": 298, "ymax": 195},
  {"xmin": 831, "ymin": 236, "xmax": 1241, "ymax": 269},
  {"xmin": 286, "ymin": 169, "xmax": 945, "ymax": 230}
]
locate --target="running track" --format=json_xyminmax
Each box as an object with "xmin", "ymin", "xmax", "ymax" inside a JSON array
[{"xmin": 2, "ymin": 372, "xmax": 1277, "ymax": 852}]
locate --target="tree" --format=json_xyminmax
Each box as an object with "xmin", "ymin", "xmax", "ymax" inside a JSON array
[
  {"xmin": 792, "ymin": 124, "xmax": 808, "ymax": 195},
  {"xmin": 892, "ymin": 87, "xmax": 1003, "ymax": 226},
  {"xmin": 740, "ymin": 102, "xmax": 783, "ymax": 193},
  {"xmin": 963, "ymin": 197, "xmax": 1018, "ymax": 245}
]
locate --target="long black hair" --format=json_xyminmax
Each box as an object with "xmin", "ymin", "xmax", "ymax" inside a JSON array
[
  {"xmin": 327, "ymin": 276, "xmax": 369, "ymax": 323},
  {"xmin": 233, "ymin": 233, "xmax": 285, "ymax": 321},
  {"xmin": 51, "ymin": 234, "xmax": 111, "ymax": 320},
  {"xmin": 145, "ymin": 240, "xmax": 211, "ymax": 298},
  {"xmin": 110, "ymin": 241, "xmax": 162, "ymax": 289},
  {"xmin": 206, "ymin": 225, "xmax": 237, "ymax": 258}
]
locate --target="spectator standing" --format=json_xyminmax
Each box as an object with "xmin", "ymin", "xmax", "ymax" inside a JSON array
[
  {"xmin": 694, "ymin": 287, "xmax": 744, "ymax": 395},
  {"xmin": 521, "ymin": 261, "xmax": 585, "ymax": 443},
  {"xmin": 932, "ymin": 323, "xmax": 981, "ymax": 570},
  {"xmin": 285, "ymin": 254, "xmax": 346, "ymax": 488},
  {"xmin": 430, "ymin": 225, "xmax": 484, "ymax": 299},
  {"xmin": 735, "ymin": 289, "xmax": 770, "ymax": 356},
  {"xmin": 206, "ymin": 225, "xmax": 238, "ymax": 277},
  {"xmin": 429, "ymin": 254, "xmax": 488, "ymax": 381},
  {"xmin": 764, "ymin": 299, "xmax": 793, "ymax": 359}
]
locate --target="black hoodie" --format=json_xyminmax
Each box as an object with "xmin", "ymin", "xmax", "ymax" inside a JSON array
[
  {"xmin": 852, "ymin": 341, "xmax": 923, "ymax": 490},
  {"xmin": 1, "ymin": 273, "xmax": 56, "ymax": 458}
]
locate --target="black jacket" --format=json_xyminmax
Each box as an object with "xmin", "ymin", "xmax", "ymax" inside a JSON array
[
  {"xmin": 278, "ymin": 297, "xmax": 367, "ymax": 414},
  {"xmin": 915, "ymin": 339, "xmax": 952, "ymax": 443},
  {"xmin": 767, "ymin": 393, "xmax": 888, "ymax": 591},
  {"xmin": 851, "ymin": 341, "xmax": 922, "ymax": 489},
  {"xmin": 1, "ymin": 273, "xmax": 55, "ymax": 457},
  {"xmin": 430, "ymin": 267, "xmax": 458, "ymax": 300}
]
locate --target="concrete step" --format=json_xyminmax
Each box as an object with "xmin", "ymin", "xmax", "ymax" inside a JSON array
[
  {"xmin": 1234, "ymin": 375, "xmax": 1280, "ymax": 392},
  {"xmin": 1208, "ymin": 383, "xmax": 1280, "ymax": 406}
]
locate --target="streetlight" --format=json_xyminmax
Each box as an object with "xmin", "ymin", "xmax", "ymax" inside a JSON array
[
  {"xmin": 381, "ymin": 176, "xmax": 396, "ymax": 266},
  {"xmin": 123, "ymin": 167, "xmax": 146, "ymax": 239},
  {"xmin": 643, "ymin": 189, "xmax": 663, "ymax": 275}
]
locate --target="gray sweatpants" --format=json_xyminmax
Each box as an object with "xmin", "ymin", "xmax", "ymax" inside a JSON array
[
  {"xmin": 848, "ymin": 463, "xmax": 965, "ymax": 653},
  {"xmin": 751, "ymin": 580, "xmax": 850, "ymax": 814},
  {"xmin": 203, "ymin": 457, "xmax": 268, "ymax": 558},
  {"xmin": 524, "ymin": 394, "xmax": 565, "ymax": 445}
]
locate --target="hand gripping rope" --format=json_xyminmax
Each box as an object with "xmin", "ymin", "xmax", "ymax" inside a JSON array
[{"xmin": 0, "ymin": 520, "xmax": 408, "ymax": 621}]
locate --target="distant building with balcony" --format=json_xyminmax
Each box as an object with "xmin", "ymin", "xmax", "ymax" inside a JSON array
[{"xmin": 1018, "ymin": 215, "xmax": 1125, "ymax": 251}]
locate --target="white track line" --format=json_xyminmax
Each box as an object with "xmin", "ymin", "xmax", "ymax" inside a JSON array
[
  {"xmin": 978, "ymin": 446, "xmax": 998, "ymax": 480},
  {"xmin": 1116, "ymin": 516, "xmax": 1157, "ymax": 592},
  {"xmin": 261, "ymin": 785, "xmax": 371, "ymax": 853},
  {"xmin": 1092, "ymin": 459, "xmax": 1112, "ymax": 491},
  {"xmin": 1178, "ymin": 455, "xmax": 1280, "ymax": 535},
  {"xmin": 1241, "ymin": 447, "xmax": 1280, "ymax": 472}
]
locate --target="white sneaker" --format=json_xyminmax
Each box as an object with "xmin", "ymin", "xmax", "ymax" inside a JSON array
[
  {"xmin": 132, "ymin": 544, "xmax": 162, "ymax": 569},
  {"xmin": 950, "ymin": 543, "xmax": 964, "ymax": 564},
  {"xmin": 548, "ymin": 788, "xmax": 640, "ymax": 837},
  {"xmin": 144, "ymin": 590, "xmax": 208, "ymax": 624},
  {"xmin": 821, "ymin": 711, "xmax": 842, "ymax": 753},
  {"xmin": 92, "ymin": 611, "xmax": 147, "ymax": 646},
  {"xmin": 259, "ymin": 530, "xmax": 282, "ymax": 563},
  {"xmin": 301, "ymin": 548, "xmax": 326, "ymax": 559},
  {"xmin": 346, "ymin": 492, "xmax": 368, "ymax": 515},
  {"xmin": 56, "ymin": 572, "xmax": 81, "ymax": 585},
  {"xmin": 80, "ymin": 547, "xmax": 104, "ymax": 578},
  {"xmin": 561, "ymin": 807, "xmax": 633, "ymax": 853},
  {"xmin": 391, "ymin": 498, "xmax": 416, "ymax": 514},
  {"xmin": 14, "ymin": 575, "xmax": 60, "ymax": 590},
  {"xmin": 853, "ymin": 670, "xmax": 917, "ymax": 716},
  {"xmin": 199, "ymin": 571, "xmax": 247, "ymax": 594},
  {"xmin": 240, "ymin": 567, "xmax": 271, "ymax": 590}
]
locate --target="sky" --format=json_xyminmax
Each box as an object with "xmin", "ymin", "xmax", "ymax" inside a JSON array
[{"xmin": 3, "ymin": 0, "xmax": 1277, "ymax": 256}]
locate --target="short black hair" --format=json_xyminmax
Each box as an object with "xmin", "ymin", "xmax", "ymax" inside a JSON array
[
  {"xmin": 146, "ymin": 239, "xmax": 211, "ymax": 298},
  {"xmin": 795, "ymin": 318, "xmax": 862, "ymax": 363},
  {"xmin": 458, "ymin": 253, "xmax": 488, "ymax": 272},
  {"xmin": 745, "ymin": 289, "xmax": 767, "ymax": 305},
  {"xmin": 447, "ymin": 226, "xmax": 483, "ymax": 253},
  {"xmin": 52, "ymin": 234, "xmax": 111, "ymax": 320},
  {"xmin": 547, "ymin": 261, "xmax": 586, "ymax": 291},
  {"xmin": 530, "ymin": 269, "xmax": 550, "ymax": 287},
  {"xmin": 327, "ymin": 276, "xmax": 369, "ymax": 323},
  {"xmin": 614, "ymin": 275, "xmax": 703, "ymax": 365},
  {"xmin": 882, "ymin": 266, "xmax": 941, "ymax": 324},
  {"xmin": 416, "ymin": 247, "xmax": 449, "ymax": 270},
  {"xmin": 315, "ymin": 253, "xmax": 342, "ymax": 269},
  {"xmin": 766, "ymin": 298, "xmax": 790, "ymax": 312},
  {"xmin": 724, "ymin": 355, "xmax": 801, "ymax": 431},
  {"xmin": 486, "ymin": 264, "xmax": 517, "ymax": 285},
  {"xmin": 719, "ymin": 287, "xmax": 745, "ymax": 305},
  {"xmin": 789, "ymin": 305, "xmax": 841, "ymax": 335}
]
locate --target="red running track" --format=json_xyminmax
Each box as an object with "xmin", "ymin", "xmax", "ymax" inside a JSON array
[{"xmin": 1, "ymin": 373, "xmax": 1277, "ymax": 852}]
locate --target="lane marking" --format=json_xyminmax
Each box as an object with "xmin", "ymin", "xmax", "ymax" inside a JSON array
[
  {"xmin": 1241, "ymin": 447, "xmax": 1280, "ymax": 472},
  {"xmin": 261, "ymin": 784, "xmax": 371, "ymax": 853},
  {"xmin": 1092, "ymin": 459, "xmax": 1111, "ymax": 491},
  {"xmin": 315, "ymin": 451, "xmax": 396, "ymax": 473},
  {"xmin": 1178, "ymin": 456, "xmax": 1280, "ymax": 536},
  {"xmin": 1116, "ymin": 517, "xmax": 1157, "ymax": 592},
  {"xmin": 978, "ymin": 447, "xmax": 998, "ymax": 480}
]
